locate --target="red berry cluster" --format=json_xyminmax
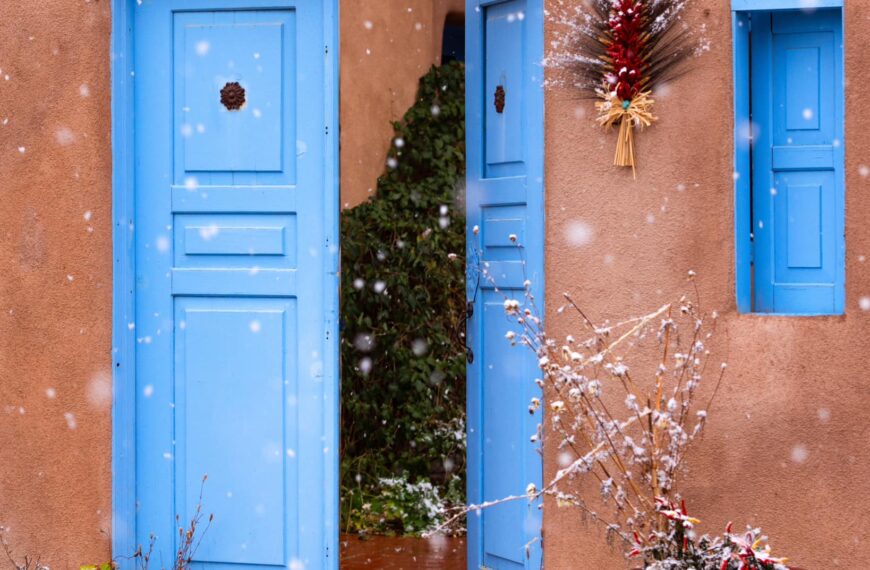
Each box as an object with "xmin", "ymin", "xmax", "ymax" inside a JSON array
[{"xmin": 606, "ymin": 0, "xmax": 648, "ymax": 101}]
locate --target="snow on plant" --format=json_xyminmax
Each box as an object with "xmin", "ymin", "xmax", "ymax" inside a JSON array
[
  {"xmin": 437, "ymin": 256, "xmax": 790, "ymax": 568},
  {"xmin": 348, "ymin": 472, "xmax": 465, "ymax": 536}
]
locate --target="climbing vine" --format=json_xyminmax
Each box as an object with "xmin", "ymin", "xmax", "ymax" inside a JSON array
[{"xmin": 340, "ymin": 61, "xmax": 467, "ymax": 535}]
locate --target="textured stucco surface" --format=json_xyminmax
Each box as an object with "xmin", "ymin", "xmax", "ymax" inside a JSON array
[
  {"xmin": 543, "ymin": 2, "xmax": 870, "ymax": 568},
  {"xmin": 0, "ymin": 0, "xmax": 114, "ymax": 565},
  {"xmin": 340, "ymin": 0, "xmax": 464, "ymax": 209}
]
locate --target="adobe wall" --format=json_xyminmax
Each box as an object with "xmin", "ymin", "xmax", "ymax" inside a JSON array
[
  {"xmin": 0, "ymin": 0, "xmax": 114, "ymax": 565},
  {"xmin": 542, "ymin": 2, "xmax": 870, "ymax": 568},
  {"xmin": 340, "ymin": 0, "xmax": 464, "ymax": 209}
]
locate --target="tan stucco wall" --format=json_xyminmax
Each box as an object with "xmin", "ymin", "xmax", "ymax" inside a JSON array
[
  {"xmin": 0, "ymin": 0, "xmax": 114, "ymax": 565},
  {"xmin": 543, "ymin": 2, "xmax": 870, "ymax": 568},
  {"xmin": 339, "ymin": 0, "xmax": 464, "ymax": 208}
]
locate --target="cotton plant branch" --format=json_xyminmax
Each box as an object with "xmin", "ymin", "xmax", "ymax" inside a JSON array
[
  {"xmin": 0, "ymin": 528, "xmax": 48, "ymax": 570},
  {"xmin": 449, "ymin": 241, "xmax": 791, "ymax": 568}
]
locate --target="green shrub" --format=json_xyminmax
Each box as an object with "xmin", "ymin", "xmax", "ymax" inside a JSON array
[{"xmin": 340, "ymin": 61, "xmax": 466, "ymax": 535}]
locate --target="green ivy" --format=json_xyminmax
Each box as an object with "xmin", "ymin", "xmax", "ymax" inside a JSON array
[{"xmin": 340, "ymin": 61, "xmax": 466, "ymax": 535}]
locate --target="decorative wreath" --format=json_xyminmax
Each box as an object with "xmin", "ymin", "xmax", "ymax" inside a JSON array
[{"xmin": 547, "ymin": 0, "xmax": 698, "ymax": 177}]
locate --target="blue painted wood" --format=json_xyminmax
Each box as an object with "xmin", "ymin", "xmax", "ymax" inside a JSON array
[
  {"xmin": 111, "ymin": 0, "xmax": 137, "ymax": 560},
  {"xmin": 466, "ymin": 0, "xmax": 544, "ymax": 568},
  {"xmin": 732, "ymin": 0, "xmax": 842, "ymax": 10},
  {"xmin": 732, "ymin": 11, "xmax": 752, "ymax": 313},
  {"xmin": 750, "ymin": 9, "xmax": 844, "ymax": 314},
  {"xmin": 130, "ymin": 3, "xmax": 338, "ymax": 569}
]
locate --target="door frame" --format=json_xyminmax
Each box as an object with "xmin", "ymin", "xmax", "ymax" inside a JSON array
[{"xmin": 110, "ymin": 0, "xmax": 340, "ymax": 564}]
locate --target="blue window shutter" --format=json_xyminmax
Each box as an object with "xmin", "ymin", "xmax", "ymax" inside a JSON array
[{"xmin": 750, "ymin": 9, "xmax": 844, "ymax": 314}]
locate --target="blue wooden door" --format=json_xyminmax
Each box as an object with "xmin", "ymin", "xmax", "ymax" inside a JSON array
[
  {"xmin": 132, "ymin": 2, "xmax": 338, "ymax": 568},
  {"xmin": 466, "ymin": 1, "xmax": 544, "ymax": 568},
  {"xmin": 750, "ymin": 9, "xmax": 844, "ymax": 314}
]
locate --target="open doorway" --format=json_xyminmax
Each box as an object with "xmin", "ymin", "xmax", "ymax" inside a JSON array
[{"xmin": 338, "ymin": 5, "xmax": 468, "ymax": 568}]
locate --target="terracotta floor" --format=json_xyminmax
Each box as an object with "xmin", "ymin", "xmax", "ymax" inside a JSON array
[{"xmin": 340, "ymin": 534, "xmax": 467, "ymax": 569}]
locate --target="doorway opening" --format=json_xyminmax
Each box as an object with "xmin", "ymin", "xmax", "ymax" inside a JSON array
[{"xmin": 338, "ymin": 9, "xmax": 468, "ymax": 569}]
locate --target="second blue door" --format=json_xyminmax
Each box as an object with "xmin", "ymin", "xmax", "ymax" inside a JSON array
[
  {"xmin": 133, "ymin": 2, "xmax": 337, "ymax": 568},
  {"xmin": 466, "ymin": 1, "xmax": 544, "ymax": 568}
]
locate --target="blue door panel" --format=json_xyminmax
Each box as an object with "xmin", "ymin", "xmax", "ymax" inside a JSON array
[
  {"xmin": 133, "ymin": 2, "xmax": 334, "ymax": 568},
  {"xmin": 750, "ymin": 9, "xmax": 844, "ymax": 314},
  {"xmin": 467, "ymin": 0, "xmax": 544, "ymax": 568},
  {"xmin": 484, "ymin": 1, "xmax": 525, "ymax": 175},
  {"xmin": 175, "ymin": 11, "xmax": 291, "ymax": 173},
  {"xmin": 175, "ymin": 298, "xmax": 295, "ymax": 566},
  {"xmin": 481, "ymin": 293, "xmax": 528, "ymax": 569}
]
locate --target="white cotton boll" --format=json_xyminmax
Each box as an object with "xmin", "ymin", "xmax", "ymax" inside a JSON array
[
  {"xmin": 195, "ymin": 40, "xmax": 210, "ymax": 56},
  {"xmin": 363, "ymin": 20, "xmax": 373, "ymax": 30},
  {"xmin": 859, "ymin": 296, "xmax": 870, "ymax": 311},
  {"xmin": 859, "ymin": 165, "xmax": 870, "ymax": 178},
  {"xmin": 45, "ymin": 388, "xmax": 57, "ymax": 399},
  {"xmin": 353, "ymin": 278, "xmax": 365, "ymax": 290},
  {"xmin": 249, "ymin": 320, "xmax": 261, "ymax": 333},
  {"xmin": 79, "ymin": 84, "xmax": 90, "ymax": 97},
  {"xmin": 372, "ymin": 280, "xmax": 386, "ymax": 294},
  {"xmin": 386, "ymin": 157, "xmax": 398, "ymax": 169},
  {"xmin": 64, "ymin": 412, "xmax": 77, "ymax": 430},
  {"xmin": 358, "ymin": 357, "xmax": 372, "ymax": 376}
]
